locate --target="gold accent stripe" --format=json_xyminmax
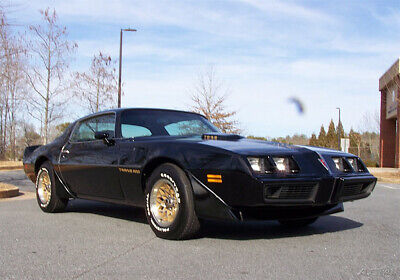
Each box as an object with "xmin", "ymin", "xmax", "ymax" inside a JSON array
[
  {"xmin": 119, "ymin": 168, "xmax": 140, "ymax": 174},
  {"xmin": 207, "ymin": 174, "xmax": 222, "ymax": 179}
]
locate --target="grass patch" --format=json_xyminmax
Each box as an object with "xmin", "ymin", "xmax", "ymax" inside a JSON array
[{"xmin": 0, "ymin": 161, "xmax": 22, "ymax": 167}]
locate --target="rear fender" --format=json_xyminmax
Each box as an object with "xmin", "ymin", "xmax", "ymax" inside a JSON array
[{"xmin": 23, "ymin": 145, "xmax": 42, "ymax": 161}]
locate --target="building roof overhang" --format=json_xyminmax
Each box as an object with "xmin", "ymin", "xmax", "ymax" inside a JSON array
[{"xmin": 379, "ymin": 58, "xmax": 400, "ymax": 91}]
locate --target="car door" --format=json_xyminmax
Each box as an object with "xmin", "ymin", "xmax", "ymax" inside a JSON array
[
  {"xmin": 58, "ymin": 113, "xmax": 124, "ymax": 200},
  {"xmin": 116, "ymin": 115, "xmax": 154, "ymax": 206}
]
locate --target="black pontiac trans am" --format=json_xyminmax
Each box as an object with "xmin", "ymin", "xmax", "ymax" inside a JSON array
[{"xmin": 23, "ymin": 108, "xmax": 376, "ymax": 240}]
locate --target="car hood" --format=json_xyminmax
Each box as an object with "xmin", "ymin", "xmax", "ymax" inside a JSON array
[{"xmin": 197, "ymin": 138, "xmax": 351, "ymax": 157}]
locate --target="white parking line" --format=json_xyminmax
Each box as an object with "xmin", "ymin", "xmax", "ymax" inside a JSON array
[{"xmin": 378, "ymin": 184, "xmax": 400, "ymax": 190}]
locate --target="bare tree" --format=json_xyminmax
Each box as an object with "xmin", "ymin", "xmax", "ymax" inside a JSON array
[
  {"xmin": 189, "ymin": 67, "xmax": 240, "ymax": 134},
  {"xmin": 349, "ymin": 129, "xmax": 362, "ymax": 157},
  {"xmin": 20, "ymin": 122, "xmax": 41, "ymax": 146},
  {"xmin": 25, "ymin": 8, "xmax": 77, "ymax": 144},
  {"xmin": 73, "ymin": 52, "xmax": 118, "ymax": 113},
  {"xmin": 0, "ymin": 8, "xmax": 27, "ymax": 159},
  {"xmin": 358, "ymin": 110, "xmax": 379, "ymax": 161},
  {"xmin": 360, "ymin": 110, "xmax": 379, "ymax": 134}
]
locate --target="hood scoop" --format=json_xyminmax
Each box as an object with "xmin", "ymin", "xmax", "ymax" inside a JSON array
[{"xmin": 202, "ymin": 133, "xmax": 243, "ymax": 141}]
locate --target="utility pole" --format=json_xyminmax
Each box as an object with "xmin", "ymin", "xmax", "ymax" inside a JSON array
[
  {"xmin": 118, "ymin": 28, "xmax": 137, "ymax": 108},
  {"xmin": 336, "ymin": 107, "xmax": 341, "ymax": 151}
]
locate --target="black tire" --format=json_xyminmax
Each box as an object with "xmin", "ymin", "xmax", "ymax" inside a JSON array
[
  {"xmin": 278, "ymin": 217, "xmax": 318, "ymax": 227},
  {"xmin": 144, "ymin": 163, "xmax": 200, "ymax": 240},
  {"xmin": 35, "ymin": 161, "xmax": 68, "ymax": 213}
]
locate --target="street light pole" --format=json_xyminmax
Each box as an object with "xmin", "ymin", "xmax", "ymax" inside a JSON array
[
  {"xmin": 118, "ymin": 28, "xmax": 137, "ymax": 108},
  {"xmin": 336, "ymin": 107, "xmax": 341, "ymax": 151}
]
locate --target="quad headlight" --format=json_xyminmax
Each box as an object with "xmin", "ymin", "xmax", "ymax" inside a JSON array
[
  {"xmin": 348, "ymin": 158, "xmax": 366, "ymax": 172},
  {"xmin": 247, "ymin": 157, "xmax": 265, "ymax": 172},
  {"xmin": 332, "ymin": 157, "xmax": 343, "ymax": 171},
  {"xmin": 247, "ymin": 156, "xmax": 299, "ymax": 174},
  {"xmin": 332, "ymin": 157, "xmax": 352, "ymax": 172},
  {"xmin": 333, "ymin": 157, "xmax": 366, "ymax": 172},
  {"xmin": 272, "ymin": 157, "xmax": 290, "ymax": 172}
]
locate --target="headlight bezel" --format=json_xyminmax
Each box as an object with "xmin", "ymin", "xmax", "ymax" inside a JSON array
[
  {"xmin": 247, "ymin": 156, "xmax": 299, "ymax": 174},
  {"xmin": 332, "ymin": 157, "xmax": 367, "ymax": 173}
]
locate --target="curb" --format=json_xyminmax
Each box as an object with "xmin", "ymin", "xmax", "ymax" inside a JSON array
[
  {"xmin": 0, "ymin": 183, "xmax": 20, "ymax": 199},
  {"xmin": 0, "ymin": 166, "xmax": 23, "ymax": 171}
]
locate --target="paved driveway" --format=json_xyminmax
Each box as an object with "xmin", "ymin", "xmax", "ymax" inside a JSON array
[{"xmin": 0, "ymin": 170, "xmax": 399, "ymax": 279}]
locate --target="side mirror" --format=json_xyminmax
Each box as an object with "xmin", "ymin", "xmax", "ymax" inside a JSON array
[
  {"xmin": 95, "ymin": 130, "xmax": 115, "ymax": 146},
  {"xmin": 95, "ymin": 131, "xmax": 109, "ymax": 140}
]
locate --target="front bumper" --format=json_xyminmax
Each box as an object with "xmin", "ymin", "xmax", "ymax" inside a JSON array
[
  {"xmin": 189, "ymin": 172, "xmax": 376, "ymax": 222},
  {"xmin": 262, "ymin": 175, "xmax": 376, "ymax": 206}
]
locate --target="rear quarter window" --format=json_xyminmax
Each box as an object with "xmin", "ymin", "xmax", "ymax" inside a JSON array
[{"xmin": 121, "ymin": 124, "xmax": 152, "ymax": 138}]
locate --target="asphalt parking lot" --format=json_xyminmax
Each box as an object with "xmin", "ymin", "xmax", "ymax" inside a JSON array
[{"xmin": 0, "ymin": 170, "xmax": 399, "ymax": 280}]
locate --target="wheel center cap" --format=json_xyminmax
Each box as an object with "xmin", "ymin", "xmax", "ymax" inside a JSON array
[{"xmin": 165, "ymin": 197, "xmax": 174, "ymax": 208}]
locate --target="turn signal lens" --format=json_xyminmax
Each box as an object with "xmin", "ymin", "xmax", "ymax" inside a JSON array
[{"xmin": 207, "ymin": 174, "xmax": 222, "ymax": 183}]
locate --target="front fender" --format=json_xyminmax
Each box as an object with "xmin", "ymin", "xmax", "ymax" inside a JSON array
[{"xmin": 188, "ymin": 172, "xmax": 239, "ymax": 221}]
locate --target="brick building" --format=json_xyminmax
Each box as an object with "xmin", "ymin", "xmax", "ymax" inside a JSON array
[{"xmin": 379, "ymin": 58, "xmax": 400, "ymax": 167}]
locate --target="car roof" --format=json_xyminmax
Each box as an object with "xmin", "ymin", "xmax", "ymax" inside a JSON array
[{"xmin": 77, "ymin": 108, "xmax": 206, "ymax": 121}]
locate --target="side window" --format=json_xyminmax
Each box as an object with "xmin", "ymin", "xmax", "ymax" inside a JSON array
[
  {"xmin": 121, "ymin": 124, "xmax": 152, "ymax": 138},
  {"xmin": 164, "ymin": 120, "xmax": 210, "ymax": 136},
  {"xmin": 70, "ymin": 114, "xmax": 115, "ymax": 142}
]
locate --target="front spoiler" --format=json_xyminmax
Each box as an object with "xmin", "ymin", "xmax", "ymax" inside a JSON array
[{"xmin": 234, "ymin": 203, "xmax": 344, "ymax": 221}]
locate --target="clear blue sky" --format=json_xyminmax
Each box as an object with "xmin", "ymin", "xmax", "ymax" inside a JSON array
[{"xmin": 11, "ymin": 0, "xmax": 400, "ymax": 137}]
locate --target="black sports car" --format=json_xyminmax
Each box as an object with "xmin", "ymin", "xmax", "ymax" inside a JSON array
[{"xmin": 23, "ymin": 108, "xmax": 376, "ymax": 239}]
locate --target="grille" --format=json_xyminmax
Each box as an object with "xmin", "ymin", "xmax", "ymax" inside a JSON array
[
  {"xmin": 341, "ymin": 184, "xmax": 363, "ymax": 197},
  {"xmin": 265, "ymin": 185, "xmax": 316, "ymax": 200}
]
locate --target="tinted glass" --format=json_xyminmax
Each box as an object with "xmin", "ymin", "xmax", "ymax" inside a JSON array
[
  {"xmin": 71, "ymin": 114, "xmax": 115, "ymax": 142},
  {"xmin": 121, "ymin": 124, "xmax": 152, "ymax": 138},
  {"xmin": 120, "ymin": 110, "xmax": 218, "ymax": 138},
  {"xmin": 165, "ymin": 120, "xmax": 214, "ymax": 136}
]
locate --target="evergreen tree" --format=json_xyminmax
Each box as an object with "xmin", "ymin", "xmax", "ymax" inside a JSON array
[
  {"xmin": 337, "ymin": 121, "xmax": 345, "ymax": 138},
  {"xmin": 309, "ymin": 133, "xmax": 318, "ymax": 146},
  {"xmin": 317, "ymin": 125, "xmax": 327, "ymax": 147},
  {"xmin": 326, "ymin": 119, "xmax": 337, "ymax": 148}
]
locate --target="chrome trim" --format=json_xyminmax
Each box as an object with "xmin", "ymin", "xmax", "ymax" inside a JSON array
[
  {"xmin": 54, "ymin": 168, "xmax": 76, "ymax": 198},
  {"xmin": 59, "ymin": 143, "xmax": 68, "ymax": 164}
]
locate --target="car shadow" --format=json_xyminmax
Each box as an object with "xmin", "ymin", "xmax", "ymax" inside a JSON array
[
  {"xmin": 199, "ymin": 216, "xmax": 363, "ymax": 240},
  {"xmin": 62, "ymin": 199, "xmax": 363, "ymax": 240},
  {"xmin": 65, "ymin": 199, "xmax": 147, "ymax": 224}
]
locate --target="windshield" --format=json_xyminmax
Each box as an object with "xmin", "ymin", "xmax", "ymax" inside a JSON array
[{"xmin": 120, "ymin": 109, "xmax": 219, "ymax": 138}]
